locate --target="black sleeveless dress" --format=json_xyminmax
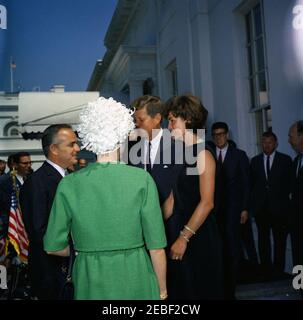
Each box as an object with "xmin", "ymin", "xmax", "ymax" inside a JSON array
[{"xmin": 166, "ymin": 144, "xmax": 223, "ymax": 300}]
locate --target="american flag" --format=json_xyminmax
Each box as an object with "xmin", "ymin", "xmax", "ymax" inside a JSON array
[
  {"xmin": 7, "ymin": 189, "xmax": 29, "ymax": 263},
  {"xmin": 0, "ymin": 237, "xmax": 6, "ymax": 260}
]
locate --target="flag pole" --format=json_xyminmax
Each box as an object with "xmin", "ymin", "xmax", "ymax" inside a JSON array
[{"xmin": 10, "ymin": 56, "xmax": 14, "ymax": 93}]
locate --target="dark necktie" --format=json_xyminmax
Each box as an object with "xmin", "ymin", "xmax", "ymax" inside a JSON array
[
  {"xmin": 146, "ymin": 142, "xmax": 152, "ymax": 173},
  {"xmin": 218, "ymin": 151, "xmax": 223, "ymax": 166},
  {"xmin": 266, "ymin": 155, "xmax": 271, "ymax": 180},
  {"xmin": 297, "ymin": 154, "xmax": 303, "ymax": 177}
]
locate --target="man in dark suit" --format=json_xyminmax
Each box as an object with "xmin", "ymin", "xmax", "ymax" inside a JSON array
[
  {"xmin": 288, "ymin": 121, "xmax": 303, "ymax": 275},
  {"xmin": 0, "ymin": 159, "xmax": 6, "ymax": 176},
  {"xmin": 129, "ymin": 95, "xmax": 182, "ymax": 206},
  {"xmin": 211, "ymin": 122, "xmax": 250, "ymax": 299},
  {"xmin": 0, "ymin": 152, "xmax": 32, "ymax": 241},
  {"xmin": 20, "ymin": 124, "xmax": 80, "ymax": 299},
  {"xmin": 250, "ymin": 131, "xmax": 292, "ymax": 278}
]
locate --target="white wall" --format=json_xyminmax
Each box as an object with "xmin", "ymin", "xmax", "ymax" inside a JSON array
[
  {"xmin": 208, "ymin": 0, "xmax": 243, "ymax": 145},
  {"xmin": 263, "ymin": 0, "xmax": 303, "ymax": 156},
  {"xmin": 157, "ymin": 0, "xmax": 194, "ymax": 100},
  {"xmin": 123, "ymin": 1, "xmax": 157, "ymax": 47},
  {"xmin": 100, "ymin": 0, "xmax": 303, "ymax": 158}
]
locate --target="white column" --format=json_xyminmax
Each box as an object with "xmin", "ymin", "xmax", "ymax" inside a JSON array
[{"xmin": 129, "ymin": 80, "xmax": 144, "ymax": 103}]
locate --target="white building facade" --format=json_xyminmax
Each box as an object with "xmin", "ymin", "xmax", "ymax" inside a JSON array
[
  {"xmin": 0, "ymin": 87, "xmax": 99, "ymax": 170},
  {"xmin": 88, "ymin": 0, "xmax": 303, "ymax": 157},
  {"xmin": 0, "ymin": 92, "xmax": 42, "ymax": 170}
]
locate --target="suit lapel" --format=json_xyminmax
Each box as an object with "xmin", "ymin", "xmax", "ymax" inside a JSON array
[
  {"xmin": 257, "ymin": 154, "xmax": 267, "ymax": 181},
  {"xmin": 295, "ymin": 155, "xmax": 303, "ymax": 178},
  {"xmin": 43, "ymin": 162, "xmax": 63, "ymax": 184},
  {"xmin": 150, "ymin": 136, "xmax": 162, "ymax": 176},
  {"xmin": 132, "ymin": 137, "xmax": 144, "ymax": 169},
  {"xmin": 151, "ymin": 136, "xmax": 173, "ymax": 176},
  {"xmin": 268, "ymin": 152, "xmax": 279, "ymax": 180},
  {"xmin": 16, "ymin": 177, "xmax": 22, "ymax": 190},
  {"xmin": 223, "ymin": 145, "xmax": 232, "ymax": 168}
]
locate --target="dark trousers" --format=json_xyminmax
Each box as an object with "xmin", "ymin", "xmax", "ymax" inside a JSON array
[
  {"xmin": 255, "ymin": 213, "xmax": 288, "ymax": 274},
  {"xmin": 241, "ymin": 217, "xmax": 259, "ymax": 265},
  {"xmin": 28, "ymin": 246, "xmax": 66, "ymax": 300},
  {"xmin": 218, "ymin": 218, "xmax": 241, "ymax": 300}
]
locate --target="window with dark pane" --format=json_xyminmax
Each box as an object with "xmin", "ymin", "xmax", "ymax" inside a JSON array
[{"xmin": 244, "ymin": 1, "xmax": 271, "ymax": 152}]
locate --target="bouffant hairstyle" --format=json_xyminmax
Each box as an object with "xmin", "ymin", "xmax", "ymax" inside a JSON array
[{"xmin": 164, "ymin": 94, "xmax": 208, "ymax": 132}]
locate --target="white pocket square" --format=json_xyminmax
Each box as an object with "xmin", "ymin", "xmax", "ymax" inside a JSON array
[{"xmin": 163, "ymin": 165, "xmax": 169, "ymax": 168}]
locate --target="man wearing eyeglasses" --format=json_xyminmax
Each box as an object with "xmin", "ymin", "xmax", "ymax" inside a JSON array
[
  {"xmin": 14, "ymin": 153, "xmax": 33, "ymax": 184},
  {"xmin": 0, "ymin": 152, "xmax": 32, "ymax": 298},
  {"xmin": 0, "ymin": 152, "xmax": 32, "ymax": 237},
  {"xmin": 211, "ymin": 122, "xmax": 250, "ymax": 300}
]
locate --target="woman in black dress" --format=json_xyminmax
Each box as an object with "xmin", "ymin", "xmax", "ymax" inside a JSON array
[{"xmin": 163, "ymin": 94, "xmax": 223, "ymax": 300}]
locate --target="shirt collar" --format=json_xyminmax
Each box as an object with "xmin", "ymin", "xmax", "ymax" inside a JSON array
[
  {"xmin": 263, "ymin": 151, "xmax": 276, "ymax": 159},
  {"xmin": 146, "ymin": 128, "xmax": 163, "ymax": 149},
  {"xmin": 46, "ymin": 159, "xmax": 66, "ymax": 177},
  {"xmin": 216, "ymin": 143, "xmax": 229, "ymax": 154},
  {"xmin": 16, "ymin": 174, "xmax": 24, "ymax": 185}
]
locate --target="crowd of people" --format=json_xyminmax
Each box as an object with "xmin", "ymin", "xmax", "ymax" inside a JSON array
[{"xmin": 0, "ymin": 94, "xmax": 302, "ymax": 300}]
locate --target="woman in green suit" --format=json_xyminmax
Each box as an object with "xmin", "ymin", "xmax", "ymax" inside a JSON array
[{"xmin": 43, "ymin": 97, "xmax": 167, "ymax": 300}]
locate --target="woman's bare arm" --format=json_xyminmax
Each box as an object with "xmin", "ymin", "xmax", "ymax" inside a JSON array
[
  {"xmin": 162, "ymin": 191, "xmax": 174, "ymax": 220},
  {"xmin": 149, "ymin": 248, "xmax": 167, "ymax": 299},
  {"xmin": 169, "ymin": 150, "xmax": 215, "ymax": 260}
]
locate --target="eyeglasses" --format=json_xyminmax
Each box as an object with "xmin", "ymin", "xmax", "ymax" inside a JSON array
[
  {"xmin": 212, "ymin": 132, "xmax": 227, "ymax": 138},
  {"xmin": 19, "ymin": 161, "xmax": 32, "ymax": 165}
]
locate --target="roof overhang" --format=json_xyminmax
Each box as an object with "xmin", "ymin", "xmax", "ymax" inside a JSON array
[{"xmin": 18, "ymin": 91, "xmax": 99, "ymax": 126}]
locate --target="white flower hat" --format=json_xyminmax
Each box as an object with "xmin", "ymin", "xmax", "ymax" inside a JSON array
[{"xmin": 78, "ymin": 97, "xmax": 135, "ymax": 155}]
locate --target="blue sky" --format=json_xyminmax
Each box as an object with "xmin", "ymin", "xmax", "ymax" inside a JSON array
[{"xmin": 0, "ymin": 0, "xmax": 117, "ymax": 92}]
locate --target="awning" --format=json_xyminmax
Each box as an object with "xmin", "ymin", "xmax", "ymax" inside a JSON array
[{"xmin": 18, "ymin": 91, "xmax": 99, "ymax": 126}]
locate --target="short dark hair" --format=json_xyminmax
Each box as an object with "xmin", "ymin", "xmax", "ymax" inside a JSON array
[
  {"xmin": 14, "ymin": 152, "xmax": 30, "ymax": 163},
  {"xmin": 7, "ymin": 154, "xmax": 16, "ymax": 167},
  {"xmin": 131, "ymin": 95, "xmax": 163, "ymax": 118},
  {"xmin": 262, "ymin": 130, "xmax": 277, "ymax": 141},
  {"xmin": 211, "ymin": 122, "xmax": 229, "ymax": 134},
  {"xmin": 163, "ymin": 94, "xmax": 208, "ymax": 131},
  {"xmin": 42, "ymin": 124, "xmax": 72, "ymax": 157},
  {"xmin": 297, "ymin": 120, "xmax": 303, "ymax": 136}
]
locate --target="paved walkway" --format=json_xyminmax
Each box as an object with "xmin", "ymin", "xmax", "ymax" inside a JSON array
[
  {"xmin": 236, "ymin": 218, "xmax": 302, "ymax": 300},
  {"xmin": 236, "ymin": 279, "xmax": 302, "ymax": 300}
]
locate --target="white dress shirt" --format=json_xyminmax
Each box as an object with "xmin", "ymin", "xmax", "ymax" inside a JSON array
[
  {"xmin": 216, "ymin": 144, "xmax": 229, "ymax": 163},
  {"xmin": 16, "ymin": 174, "xmax": 24, "ymax": 185},
  {"xmin": 46, "ymin": 159, "xmax": 66, "ymax": 177},
  {"xmin": 144, "ymin": 128, "xmax": 163, "ymax": 170},
  {"xmin": 263, "ymin": 151, "xmax": 275, "ymax": 179}
]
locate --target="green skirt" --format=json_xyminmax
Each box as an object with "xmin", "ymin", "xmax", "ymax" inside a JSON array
[{"xmin": 72, "ymin": 246, "xmax": 160, "ymax": 300}]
